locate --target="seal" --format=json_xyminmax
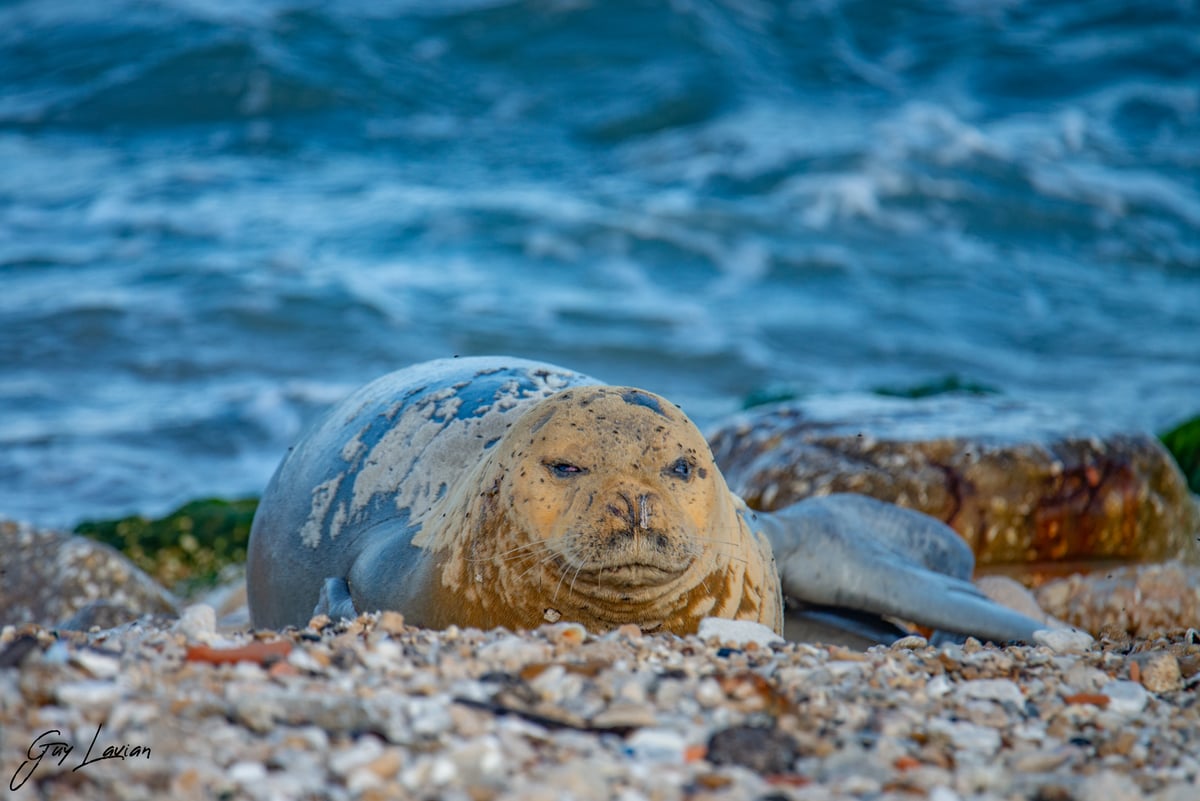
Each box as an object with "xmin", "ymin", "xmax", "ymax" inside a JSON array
[
  {"xmin": 247, "ymin": 356, "xmax": 1046, "ymax": 644},
  {"xmin": 246, "ymin": 357, "xmax": 780, "ymax": 635}
]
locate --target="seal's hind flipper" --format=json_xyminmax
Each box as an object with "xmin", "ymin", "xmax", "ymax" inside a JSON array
[
  {"xmin": 783, "ymin": 602, "xmax": 912, "ymax": 649},
  {"xmin": 315, "ymin": 577, "xmax": 359, "ymax": 623},
  {"xmin": 758, "ymin": 494, "xmax": 1046, "ymax": 644}
]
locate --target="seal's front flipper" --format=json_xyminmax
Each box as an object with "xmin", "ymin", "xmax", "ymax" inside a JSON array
[
  {"xmin": 314, "ymin": 577, "xmax": 359, "ymax": 622},
  {"xmin": 758, "ymin": 494, "xmax": 1046, "ymax": 644}
]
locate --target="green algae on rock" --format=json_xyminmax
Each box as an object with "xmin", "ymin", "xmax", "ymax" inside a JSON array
[
  {"xmin": 1160, "ymin": 414, "xmax": 1200, "ymax": 494},
  {"xmin": 708, "ymin": 394, "xmax": 1200, "ymax": 572},
  {"xmin": 74, "ymin": 497, "xmax": 258, "ymax": 592}
]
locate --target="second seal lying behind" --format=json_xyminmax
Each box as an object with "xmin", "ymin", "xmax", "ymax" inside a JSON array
[{"xmin": 247, "ymin": 356, "xmax": 1045, "ymax": 644}]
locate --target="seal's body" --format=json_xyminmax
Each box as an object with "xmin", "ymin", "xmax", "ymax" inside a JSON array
[
  {"xmin": 247, "ymin": 357, "xmax": 781, "ymax": 634},
  {"xmin": 248, "ymin": 357, "xmax": 1047, "ymax": 645}
]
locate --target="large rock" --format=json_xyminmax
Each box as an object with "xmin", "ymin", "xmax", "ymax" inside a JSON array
[
  {"xmin": 1035, "ymin": 562, "xmax": 1200, "ymax": 638},
  {"xmin": 0, "ymin": 520, "xmax": 178, "ymax": 629},
  {"xmin": 709, "ymin": 394, "xmax": 1200, "ymax": 570}
]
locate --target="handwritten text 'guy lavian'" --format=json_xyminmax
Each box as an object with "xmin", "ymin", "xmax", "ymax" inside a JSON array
[{"xmin": 10, "ymin": 725, "xmax": 150, "ymax": 791}]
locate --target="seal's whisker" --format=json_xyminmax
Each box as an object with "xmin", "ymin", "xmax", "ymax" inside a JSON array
[
  {"xmin": 567, "ymin": 561, "xmax": 586, "ymax": 599},
  {"xmin": 691, "ymin": 536, "xmax": 741, "ymax": 548},
  {"xmin": 468, "ymin": 542, "xmax": 541, "ymax": 562},
  {"xmin": 470, "ymin": 536, "xmax": 575, "ymax": 565},
  {"xmin": 551, "ymin": 556, "xmax": 576, "ymax": 602},
  {"xmin": 691, "ymin": 535, "xmax": 749, "ymax": 565},
  {"xmin": 512, "ymin": 552, "xmax": 558, "ymax": 582},
  {"xmin": 482, "ymin": 541, "xmax": 556, "ymax": 561},
  {"xmin": 467, "ymin": 539, "xmax": 556, "ymax": 563},
  {"xmin": 513, "ymin": 549, "xmax": 563, "ymax": 583}
]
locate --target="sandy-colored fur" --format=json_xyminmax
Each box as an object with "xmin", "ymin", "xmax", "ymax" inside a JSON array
[{"xmin": 412, "ymin": 387, "xmax": 783, "ymax": 635}]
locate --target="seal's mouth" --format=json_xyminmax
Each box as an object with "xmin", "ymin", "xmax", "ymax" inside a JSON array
[
  {"xmin": 581, "ymin": 563, "xmax": 684, "ymax": 585},
  {"xmin": 552, "ymin": 556, "xmax": 692, "ymax": 590}
]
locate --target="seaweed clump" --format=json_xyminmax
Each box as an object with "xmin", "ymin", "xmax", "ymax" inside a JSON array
[
  {"xmin": 75, "ymin": 497, "xmax": 259, "ymax": 593},
  {"xmin": 1161, "ymin": 415, "xmax": 1200, "ymax": 494}
]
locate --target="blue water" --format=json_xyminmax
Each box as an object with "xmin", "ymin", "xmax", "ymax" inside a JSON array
[{"xmin": 2, "ymin": 0, "xmax": 1198, "ymax": 527}]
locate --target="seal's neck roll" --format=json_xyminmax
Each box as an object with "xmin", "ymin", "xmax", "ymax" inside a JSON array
[{"xmin": 412, "ymin": 387, "xmax": 783, "ymax": 635}]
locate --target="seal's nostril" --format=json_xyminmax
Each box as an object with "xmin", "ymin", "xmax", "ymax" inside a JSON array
[{"xmin": 609, "ymin": 492, "xmax": 637, "ymax": 525}]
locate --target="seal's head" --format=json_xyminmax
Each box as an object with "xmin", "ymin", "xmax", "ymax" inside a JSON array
[
  {"xmin": 428, "ymin": 386, "xmax": 782, "ymax": 635},
  {"xmin": 507, "ymin": 387, "xmax": 718, "ymax": 588}
]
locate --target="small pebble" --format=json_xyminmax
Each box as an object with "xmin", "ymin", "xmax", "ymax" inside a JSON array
[
  {"xmin": 954, "ymin": 678, "xmax": 1024, "ymax": 706},
  {"xmin": 929, "ymin": 787, "xmax": 964, "ymax": 801},
  {"xmin": 228, "ymin": 761, "xmax": 268, "ymax": 785},
  {"xmin": 1080, "ymin": 769, "xmax": 1144, "ymax": 801},
  {"xmin": 706, "ymin": 725, "xmax": 799, "ymax": 773},
  {"xmin": 695, "ymin": 677, "xmax": 725, "ymax": 707},
  {"xmin": 892, "ymin": 635, "xmax": 929, "ymax": 650},
  {"xmin": 697, "ymin": 617, "xmax": 783, "ymax": 648},
  {"xmin": 928, "ymin": 719, "xmax": 1001, "ymax": 755},
  {"xmin": 614, "ymin": 623, "xmax": 642, "ymax": 640},
  {"xmin": 330, "ymin": 735, "xmax": 386, "ymax": 777},
  {"xmin": 69, "ymin": 647, "xmax": 121, "ymax": 679},
  {"xmin": 1034, "ymin": 627, "xmax": 1094, "ymax": 654},
  {"xmin": 56, "ymin": 679, "xmax": 120, "ymax": 709},
  {"xmin": 625, "ymin": 728, "xmax": 687, "ymax": 763},
  {"xmin": 925, "ymin": 674, "xmax": 953, "ymax": 698},
  {"xmin": 591, "ymin": 702, "xmax": 659, "ymax": 729},
  {"xmin": 449, "ymin": 736, "xmax": 505, "ymax": 784},
  {"xmin": 376, "ymin": 610, "xmax": 406, "ymax": 636},
  {"xmin": 176, "ymin": 604, "xmax": 217, "ymax": 641},
  {"xmin": 1100, "ymin": 680, "xmax": 1149, "ymax": 715},
  {"xmin": 542, "ymin": 622, "xmax": 587, "ymax": 647},
  {"xmin": 1011, "ymin": 747, "xmax": 1073, "ymax": 773},
  {"xmin": 1135, "ymin": 652, "xmax": 1182, "ymax": 693}
]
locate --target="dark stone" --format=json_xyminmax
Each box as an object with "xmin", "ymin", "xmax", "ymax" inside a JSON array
[
  {"xmin": 705, "ymin": 725, "xmax": 799, "ymax": 774},
  {"xmin": 0, "ymin": 635, "xmax": 40, "ymax": 669}
]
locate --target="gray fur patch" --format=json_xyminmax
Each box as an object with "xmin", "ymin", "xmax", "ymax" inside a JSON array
[{"xmin": 621, "ymin": 390, "xmax": 667, "ymax": 417}]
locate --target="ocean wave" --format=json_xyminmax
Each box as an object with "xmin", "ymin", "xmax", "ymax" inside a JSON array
[
  {"xmin": 2, "ymin": 0, "xmax": 1199, "ymax": 523},
  {"xmin": 12, "ymin": 2, "xmax": 1190, "ymax": 126}
]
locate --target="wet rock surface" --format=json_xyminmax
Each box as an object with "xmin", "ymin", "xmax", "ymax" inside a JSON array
[
  {"xmin": 709, "ymin": 394, "xmax": 1200, "ymax": 569},
  {"xmin": 1, "ymin": 613, "xmax": 1197, "ymax": 801}
]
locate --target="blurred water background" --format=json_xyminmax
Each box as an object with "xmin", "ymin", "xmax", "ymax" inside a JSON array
[{"xmin": 2, "ymin": 0, "xmax": 1198, "ymax": 527}]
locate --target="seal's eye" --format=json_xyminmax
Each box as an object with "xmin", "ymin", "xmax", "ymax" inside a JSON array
[
  {"xmin": 546, "ymin": 461, "xmax": 587, "ymax": 477},
  {"xmin": 666, "ymin": 458, "xmax": 692, "ymax": 480}
]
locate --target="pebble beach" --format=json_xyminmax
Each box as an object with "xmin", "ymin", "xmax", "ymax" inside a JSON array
[
  {"xmin": 4, "ymin": 4, "xmax": 1200, "ymax": 799},
  {"xmin": 3, "ymin": 607, "xmax": 1197, "ymax": 801}
]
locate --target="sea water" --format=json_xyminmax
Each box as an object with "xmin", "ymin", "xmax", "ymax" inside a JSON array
[{"xmin": 1, "ymin": 0, "xmax": 1198, "ymax": 525}]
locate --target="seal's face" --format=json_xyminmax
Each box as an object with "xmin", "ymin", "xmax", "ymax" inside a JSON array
[{"xmin": 499, "ymin": 387, "xmax": 725, "ymax": 600}]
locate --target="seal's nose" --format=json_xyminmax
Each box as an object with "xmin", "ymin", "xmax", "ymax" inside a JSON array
[{"xmin": 608, "ymin": 491, "xmax": 655, "ymax": 530}]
